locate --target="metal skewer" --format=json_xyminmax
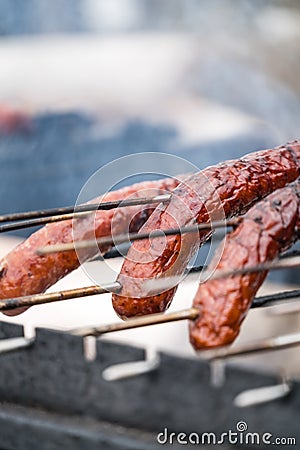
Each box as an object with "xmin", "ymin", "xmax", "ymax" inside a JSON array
[
  {"xmin": 0, "ymin": 282, "xmax": 121, "ymax": 311},
  {"xmin": 251, "ymin": 289, "xmax": 300, "ymax": 308},
  {"xmin": 0, "ymin": 262, "xmax": 203, "ymax": 310},
  {"xmin": 36, "ymin": 218, "xmax": 240, "ymax": 255},
  {"xmin": 71, "ymin": 308, "xmax": 200, "ymax": 337},
  {"xmin": 0, "ymin": 211, "xmax": 90, "ymax": 233},
  {"xmin": 210, "ymin": 256, "xmax": 300, "ymax": 278},
  {"xmin": 204, "ymin": 332, "xmax": 300, "ymax": 360},
  {"xmin": 0, "ymin": 194, "xmax": 171, "ymax": 232}
]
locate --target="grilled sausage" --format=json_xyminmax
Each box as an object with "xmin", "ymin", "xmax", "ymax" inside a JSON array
[
  {"xmin": 0, "ymin": 176, "xmax": 181, "ymax": 316},
  {"xmin": 189, "ymin": 179, "xmax": 300, "ymax": 349},
  {"xmin": 112, "ymin": 141, "xmax": 300, "ymax": 318}
]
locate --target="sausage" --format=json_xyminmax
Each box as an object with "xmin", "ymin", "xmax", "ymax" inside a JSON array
[
  {"xmin": 189, "ymin": 179, "xmax": 300, "ymax": 349},
  {"xmin": 0, "ymin": 175, "xmax": 182, "ymax": 316},
  {"xmin": 112, "ymin": 141, "xmax": 300, "ymax": 318}
]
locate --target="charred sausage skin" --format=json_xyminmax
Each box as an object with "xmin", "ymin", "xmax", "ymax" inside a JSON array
[
  {"xmin": 112, "ymin": 141, "xmax": 300, "ymax": 318},
  {"xmin": 189, "ymin": 179, "xmax": 300, "ymax": 349},
  {"xmin": 0, "ymin": 176, "xmax": 181, "ymax": 315}
]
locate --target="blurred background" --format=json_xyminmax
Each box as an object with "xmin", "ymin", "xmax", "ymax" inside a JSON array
[
  {"xmin": 0, "ymin": 0, "xmax": 300, "ymax": 398},
  {"xmin": 0, "ymin": 6, "xmax": 300, "ymax": 446},
  {"xmin": 0, "ymin": 0, "xmax": 300, "ymax": 283}
]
